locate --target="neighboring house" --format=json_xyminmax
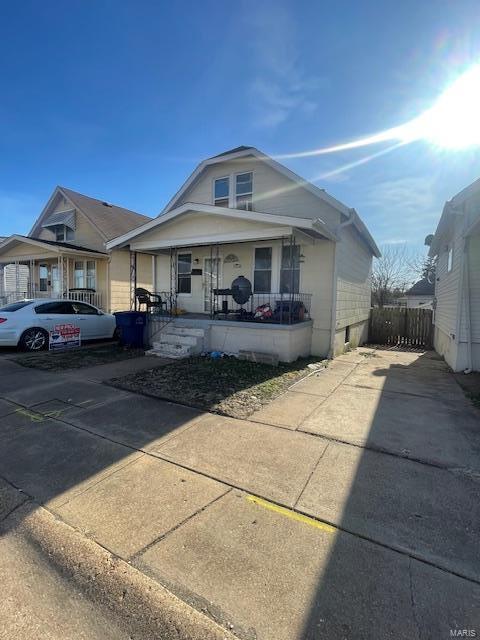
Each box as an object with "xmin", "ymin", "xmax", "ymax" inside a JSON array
[
  {"xmin": 428, "ymin": 177, "xmax": 480, "ymax": 372},
  {"xmin": 403, "ymin": 278, "xmax": 434, "ymax": 309},
  {"xmin": 0, "ymin": 187, "xmax": 153, "ymax": 311},
  {"xmin": 107, "ymin": 146, "xmax": 380, "ymax": 361}
]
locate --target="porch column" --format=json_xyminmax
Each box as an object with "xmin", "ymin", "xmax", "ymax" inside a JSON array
[
  {"xmin": 29, "ymin": 259, "xmax": 35, "ymax": 298},
  {"xmin": 169, "ymin": 247, "xmax": 178, "ymax": 315},
  {"xmin": 130, "ymin": 251, "xmax": 137, "ymax": 311}
]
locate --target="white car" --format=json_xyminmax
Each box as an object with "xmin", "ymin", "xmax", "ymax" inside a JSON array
[{"xmin": 0, "ymin": 299, "xmax": 117, "ymax": 351}]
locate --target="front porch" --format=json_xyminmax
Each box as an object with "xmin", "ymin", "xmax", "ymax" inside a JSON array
[
  {"xmin": 147, "ymin": 314, "xmax": 314, "ymax": 362},
  {"xmin": 130, "ymin": 234, "xmax": 317, "ymax": 361},
  {"xmin": 0, "ymin": 236, "xmax": 108, "ymax": 309}
]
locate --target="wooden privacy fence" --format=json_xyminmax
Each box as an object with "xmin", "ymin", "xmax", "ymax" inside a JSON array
[{"xmin": 369, "ymin": 307, "xmax": 434, "ymax": 348}]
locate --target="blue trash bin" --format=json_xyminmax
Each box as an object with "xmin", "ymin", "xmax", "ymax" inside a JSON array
[{"xmin": 114, "ymin": 311, "xmax": 147, "ymax": 348}]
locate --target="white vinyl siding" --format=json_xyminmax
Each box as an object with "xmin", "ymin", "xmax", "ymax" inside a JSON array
[
  {"xmin": 176, "ymin": 158, "xmax": 341, "ymax": 228},
  {"xmin": 335, "ymin": 225, "xmax": 372, "ymax": 329},
  {"xmin": 465, "ymin": 232, "xmax": 480, "ymax": 343},
  {"xmin": 434, "ymin": 217, "xmax": 463, "ymax": 339},
  {"xmin": 3, "ymin": 264, "xmax": 29, "ymax": 294}
]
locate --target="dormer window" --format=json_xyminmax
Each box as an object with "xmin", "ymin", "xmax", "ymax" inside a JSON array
[
  {"xmin": 41, "ymin": 209, "xmax": 76, "ymax": 241},
  {"xmin": 214, "ymin": 177, "xmax": 229, "ymax": 207},
  {"xmin": 235, "ymin": 172, "xmax": 253, "ymax": 210},
  {"xmin": 54, "ymin": 225, "xmax": 74, "ymax": 242}
]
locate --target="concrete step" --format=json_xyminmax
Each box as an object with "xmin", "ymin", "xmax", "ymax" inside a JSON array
[
  {"xmin": 160, "ymin": 333, "xmax": 203, "ymax": 348},
  {"xmin": 148, "ymin": 342, "xmax": 193, "ymax": 359},
  {"xmin": 168, "ymin": 326, "xmax": 206, "ymax": 338}
]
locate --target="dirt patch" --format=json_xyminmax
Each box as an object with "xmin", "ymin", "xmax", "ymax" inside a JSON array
[
  {"xmin": 454, "ymin": 371, "xmax": 480, "ymax": 409},
  {"xmin": 109, "ymin": 355, "xmax": 326, "ymax": 419},
  {"xmin": 11, "ymin": 344, "xmax": 145, "ymax": 372}
]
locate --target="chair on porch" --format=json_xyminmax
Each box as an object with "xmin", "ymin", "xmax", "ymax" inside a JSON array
[{"xmin": 135, "ymin": 287, "xmax": 167, "ymax": 313}]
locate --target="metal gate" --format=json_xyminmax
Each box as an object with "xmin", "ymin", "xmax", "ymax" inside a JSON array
[{"xmin": 369, "ymin": 307, "xmax": 434, "ymax": 348}]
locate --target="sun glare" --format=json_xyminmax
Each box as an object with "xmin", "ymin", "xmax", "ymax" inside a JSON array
[
  {"xmin": 275, "ymin": 62, "xmax": 480, "ymax": 165},
  {"xmin": 402, "ymin": 63, "xmax": 480, "ymax": 149}
]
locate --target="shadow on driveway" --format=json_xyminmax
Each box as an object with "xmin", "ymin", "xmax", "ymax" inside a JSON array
[{"xmin": 298, "ymin": 349, "xmax": 480, "ymax": 639}]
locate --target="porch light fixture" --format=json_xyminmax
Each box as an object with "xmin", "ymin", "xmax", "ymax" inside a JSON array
[
  {"xmin": 299, "ymin": 253, "xmax": 306, "ymax": 263},
  {"xmin": 194, "ymin": 258, "xmax": 200, "ymax": 264}
]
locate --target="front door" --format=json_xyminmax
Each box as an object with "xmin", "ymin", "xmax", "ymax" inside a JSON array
[{"xmin": 203, "ymin": 257, "xmax": 222, "ymax": 313}]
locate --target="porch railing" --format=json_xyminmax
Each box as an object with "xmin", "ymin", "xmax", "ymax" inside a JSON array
[
  {"xmin": 67, "ymin": 291, "xmax": 103, "ymax": 308},
  {"xmin": 146, "ymin": 290, "xmax": 312, "ymax": 325},
  {"xmin": 213, "ymin": 291, "xmax": 312, "ymax": 324},
  {"xmin": 0, "ymin": 290, "xmax": 103, "ymax": 310}
]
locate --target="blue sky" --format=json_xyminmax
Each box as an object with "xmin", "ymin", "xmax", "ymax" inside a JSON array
[{"xmin": 1, "ymin": 0, "xmax": 479, "ymax": 253}]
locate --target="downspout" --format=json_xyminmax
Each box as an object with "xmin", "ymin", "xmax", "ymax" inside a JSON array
[
  {"xmin": 328, "ymin": 208, "xmax": 355, "ymax": 358},
  {"xmin": 463, "ymin": 234, "xmax": 473, "ymax": 373},
  {"xmin": 106, "ymin": 256, "xmax": 111, "ymax": 313}
]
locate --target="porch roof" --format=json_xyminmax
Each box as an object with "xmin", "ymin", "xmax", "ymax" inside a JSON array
[
  {"xmin": 106, "ymin": 202, "xmax": 336, "ymax": 252},
  {"xmin": 0, "ymin": 235, "xmax": 108, "ymax": 260}
]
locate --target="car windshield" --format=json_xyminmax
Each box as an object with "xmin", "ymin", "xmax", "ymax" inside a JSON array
[{"xmin": 0, "ymin": 301, "xmax": 34, "ymax": 312}]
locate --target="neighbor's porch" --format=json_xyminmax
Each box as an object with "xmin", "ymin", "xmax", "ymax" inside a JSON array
[{"xmin": 0, "ymin": 248, "xmax": 108, "ymax": 309}]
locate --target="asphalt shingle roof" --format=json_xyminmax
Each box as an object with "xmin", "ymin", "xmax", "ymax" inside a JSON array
[
  {"xmin": 406, "ymin": 278, "xmax": 435, "ymax": 296},
  {"xmin": 59, "ymin": 187, "xmax": 152, "ymax": 241},
  {"xmin": 210, "ymin": 146, "xmax": 255, "ymax": 159}
]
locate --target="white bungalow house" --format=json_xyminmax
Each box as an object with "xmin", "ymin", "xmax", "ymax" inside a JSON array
[
  {"xmin": 428, "ymin": 177, "xmax": 480, "ymax": 372},
  {"xmin": 108, "ymin": 146, "xmax": 380, "ymax": 362}
]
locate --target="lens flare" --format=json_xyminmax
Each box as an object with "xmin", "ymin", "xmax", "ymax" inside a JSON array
[
  {"xmin": 404, "ymin": 63, "xmax": 480, "ymax": 148},
  {"xmin": 275, "ymin": 62, "xmax": 480, "ymax": 162}
]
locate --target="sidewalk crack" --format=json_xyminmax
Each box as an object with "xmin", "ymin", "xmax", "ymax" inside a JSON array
[
  {"xmin": 408, "ymin": 557, "xmax": 422, "ymax": 640},
  {"xmin": 293, "ymin": 443, "xmax": 329, "ymax": 510},
  {"xmin": 130, "ymin": 487, "xmax": 232, "ymax": 561}
]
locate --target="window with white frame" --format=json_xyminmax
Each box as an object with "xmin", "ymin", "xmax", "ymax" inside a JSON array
[
  {"xmin": 39, "ymin": 264, "xmax": 48, "ymax": 292},
  {"xmin": 253, "ymin": 247, "xmax": 272, "ymax": 293},
  {"xmin": 214, "ymin": 177, "xmax": 229, "ymax": 207},
  {"xmin": 86, "ymin": 261, "xmax": 96, "ymax": 288},
  {"xmin": 235, "ymin": 172, "xmax": 253, "ymax": 210},
  {"xmin": 447, "ymin": 245, "xmax": 453, "ymax": 272},
  {"xmin": 177, "ymin": 253, "xmax": 192, "ymax": 293},
  {"xmin": 54, "ymin": 225, "xmax": 74, "ymax": 242},
  {"xmin": 74, "ymin": 260, "xmax": 96, "ymax": 289},
  {"xmin": 280, "ymin": 245, "xmax": 300, "ymax": 293}
]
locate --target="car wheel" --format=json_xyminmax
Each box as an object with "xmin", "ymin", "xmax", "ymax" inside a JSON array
[{"xmin": 20, "ymin": 327, "xmax": 49, "ymax": 352}]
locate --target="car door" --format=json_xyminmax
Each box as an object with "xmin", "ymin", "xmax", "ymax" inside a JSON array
[
  {"xmin": 70, "ymin": 301, "xmax": 106, "ymax": 339},
  {"xmin": 33, "ymin": 301, "xmax": 75, "ymax": 335}
]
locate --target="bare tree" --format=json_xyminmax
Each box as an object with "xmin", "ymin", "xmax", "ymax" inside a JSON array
[
  {"xmin": 371, "ymin": 245, "xmax": 416, "ymax": 307},
  {"xmin": 407, "ymin": 253, "xmax": 437, "ymax": 284}
]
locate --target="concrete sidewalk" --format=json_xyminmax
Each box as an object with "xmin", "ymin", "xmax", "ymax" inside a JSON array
[{"xmin": 0, "ymin": 350, "xmax": 479, "ymax": 638}]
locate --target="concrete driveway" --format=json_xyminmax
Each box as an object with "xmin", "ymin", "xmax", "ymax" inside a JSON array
[{"xmin": 0, "ymin": 347, "xmax": 479, "ymax": 639}]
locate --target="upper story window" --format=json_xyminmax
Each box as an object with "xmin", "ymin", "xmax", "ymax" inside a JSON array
[
  {"xmin": 235, "ymin": 172, "xmax": 253, "ymax": 211},
  {"xmin": 54, "ymin": 224, "xmax": 74, "ymax": 242},
  {"xmin": 214, "ymin": 177, "xmax": 229, "ymax": 207}
]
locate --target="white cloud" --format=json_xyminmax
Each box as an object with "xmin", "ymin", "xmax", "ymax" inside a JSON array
[{"xmin": 245, "ymin": 3, "xmax": 324, "ymax": 128}]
